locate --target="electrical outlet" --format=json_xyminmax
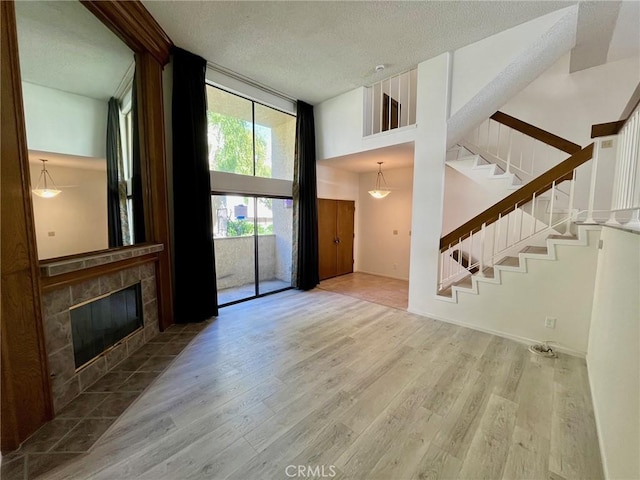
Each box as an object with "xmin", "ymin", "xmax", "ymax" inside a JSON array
[
  {"xmin": 545, "ymin": 316, "xmax": 556, "ymax": 329},
  {"xmin": 393, "ymin": 229, "xmax": 398, "ymax": 235},
  {"xmin": 602, "ymin": 139, "xmax": 614, "ymax": 149},
  {"xmin": 47, "ymin": 231, "xmax": 55, "ymax": 237}
]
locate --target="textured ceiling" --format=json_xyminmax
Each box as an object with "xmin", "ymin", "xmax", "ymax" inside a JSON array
[
  {"xmin": 143, "ymin": 1, "xmax": 576, "ymax": 104},
  {"xmin": 15, "ymin": 1, "xmax": 134, "ymax": 101}
]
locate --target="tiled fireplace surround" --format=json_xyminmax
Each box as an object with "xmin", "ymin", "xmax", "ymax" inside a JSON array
[{"xmin": 42, "ymin": 252, "xmax": 162, "ymax": 413}]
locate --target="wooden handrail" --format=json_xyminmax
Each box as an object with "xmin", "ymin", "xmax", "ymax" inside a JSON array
[
  {"xmin": 491, "ymin": 111, "xmax": 582, "ymax": 155},
  {"xmin": 620, "ymin": 82, "xmax": 640, "ymax": 121},
  {"xmin": 440, "ymin": 143, "xmax": 594, "ymax": 251}
]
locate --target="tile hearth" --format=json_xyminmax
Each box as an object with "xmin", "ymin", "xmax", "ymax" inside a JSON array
[{"xmin": 0, "ymin": 322, "xmax": 209, "ymax": 480}]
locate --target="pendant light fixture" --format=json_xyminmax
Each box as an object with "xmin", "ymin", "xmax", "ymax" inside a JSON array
[
  {"xmin": 368, "ymin": 161, "xmax": 391, "ymax": 199},
  {"xmin": 32, "ymin": 159, "xmax": 62, "ymax": 198}
]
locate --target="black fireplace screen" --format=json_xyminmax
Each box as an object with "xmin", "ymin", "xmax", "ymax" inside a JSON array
[{"xmin": 70, "ymin": 283, "xmax": 143, "ymax": 369}]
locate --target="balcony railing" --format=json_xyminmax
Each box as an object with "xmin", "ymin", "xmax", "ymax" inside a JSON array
[{"xmin": 363, "ymin": 68, "xmax": 417, "ymax": 137}]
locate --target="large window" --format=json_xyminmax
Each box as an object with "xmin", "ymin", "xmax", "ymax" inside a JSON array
[
  {"xmin": 206, "ymin": 86, "xmax": 295, "ymax": 181},
  {"xmin": 207, "ymin": 85, "xmax": 295, "ymax": 306}
]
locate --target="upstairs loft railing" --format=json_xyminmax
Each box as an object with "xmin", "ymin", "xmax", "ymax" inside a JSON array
[
  {"xmin": 456, "ymin": 111, "xmax": 582, "ymax": 183},
  {"xmin": 363, "ymin": 68, "xmax": 417, "ymax": 137}
]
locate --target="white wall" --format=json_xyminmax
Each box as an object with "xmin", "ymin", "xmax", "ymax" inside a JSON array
[
  {"xmin": 442, "ymin": 165, "xmax": 501, "ymax": 236},
  {"xmin": 501, "ymin": 54, "xmax": 640, "ymax": 148},
  {"xmin": 317, "ymin": 164, "xmax": 360, "ymax": 271},
  {"xmin": 22, "ymin": 82, "xmax": 108, "ymax": 159},
  {"xmin": 357, "ymin": 167, "xmax": 413, "ymax": 280},
  {"xmin": 447, "ymin": 5, "xmax": 578, "ymax": 147},
  {"xmin": 450, "ymin": 7, "xmax": 572, "ymax": 116},
  {"xmin": 30, "ymin": 160, "xmax": 108, "ymax": 260},
  {"xmin": 587, "ymin": 226, "xmax": 640, "ymax": 480},
  {"xmin": 317, "ymin": 164, "xmax": 359, "ymax": 201},
  {"xmin": 408, "ymin": 53, "xmax": 450, "ymax": 312}
]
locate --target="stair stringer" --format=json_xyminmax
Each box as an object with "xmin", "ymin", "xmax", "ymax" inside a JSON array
[
  {"xmin": 447, "ymin": 152, "xmax": 522, "ymax": 189},
  {"xmin": 438, "ymin": 224, "xmax": 601, "ymax": 304}
]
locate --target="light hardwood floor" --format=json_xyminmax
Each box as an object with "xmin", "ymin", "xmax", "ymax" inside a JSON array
[
  {"xmin": 41, "ymin": 289, "xmax": 602, "ymax": 479},
  {"xmin": 319, "ymin": 272, "xmax": 409, "ymax": 310}
]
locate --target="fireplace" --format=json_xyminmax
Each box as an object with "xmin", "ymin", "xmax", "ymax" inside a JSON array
[
  {"xmin": 42, "ymin": 253, "xmax": 161, "ymax": 412},
  {"xmin": 70, "ymin": 283, "xmax": 144, "ymax": 369}
]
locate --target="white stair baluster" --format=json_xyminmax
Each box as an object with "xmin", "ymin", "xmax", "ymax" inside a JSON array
[
  {"xmin": 585, "ymin": 139, "xmax": 601, "ymax": 224},
  {"xmin": 565, "ymin": 173, "xmax": 576, "ymax": 235},
  {"xmin": 513, "ymin": 203, "xmax": 519, "ymax": 244},
  {"xmin": 469, "ymin": 231, "xmax": 473, "ymax": 274},
  {"xmin": 506, "ymin": 129, "xmax": 512, "ymax": 174},
  {"xmin": 530, "ymin": 192, "xmax": 537, "ymax": 236},
  {"xmin": 478, "ymin": 223, "xmax": 486, "ymax": 276},
  {"xmin": 549, "ymin": 181, "xmax": 556, "ymax": 229}
]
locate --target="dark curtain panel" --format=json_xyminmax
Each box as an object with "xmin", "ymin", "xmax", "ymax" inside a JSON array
[
  {"xmin": 171, "ymin": 47, "xmax": 218, "ymax": 322},
  {"xmin": 131, "ymin": 68, "xmax": 146, "ymax": 244},
  {"xmin": 106, "ymin": 97, "xmax": 123, "ymax": 248},
  {"xmin": 292, "ymin": 101, "xmax": 319, "ymax": 290}
]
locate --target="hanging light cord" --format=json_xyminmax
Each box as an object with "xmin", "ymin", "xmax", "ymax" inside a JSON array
[
  {"xmin": 37, "ymin": 160, "xmax": 59, "ymax": 191},
  {"xmin": 375, "ymin": 162, "xmax": 388, "ymax": 190}
]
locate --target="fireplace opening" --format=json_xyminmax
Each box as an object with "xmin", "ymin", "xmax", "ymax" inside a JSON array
[{"xmin": 70, "ymin": 283, "xmax": 143, "ymax": 369}]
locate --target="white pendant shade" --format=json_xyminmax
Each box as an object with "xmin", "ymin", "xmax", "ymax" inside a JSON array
[
  {"xmin": 32, "ymin": 159, "xmax": 62, "ymax": 199},
  {"xmin": 33, "ymin": 188, "xmax": 62, "ymax": 198},
  {"xmin": 368, "ymin": 189, "xmax": 391, "ymax": 199}
]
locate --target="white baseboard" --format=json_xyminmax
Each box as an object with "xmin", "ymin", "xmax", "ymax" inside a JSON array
[
  {"xmin": 407, "ymin": 306, "xmax": 586, "ymax": 358},
  {"xmin": 355, "ymin": 270, "xmax": 409, "ymax": 282}
]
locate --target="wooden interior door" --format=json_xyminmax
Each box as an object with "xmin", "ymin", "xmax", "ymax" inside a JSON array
[
  {"xmin": 318, "ymin": 199, "xmax": 337, "ymax": 281},
  {"xmin": 318, "ymin": 199, "xmax": 354, "ymax": 281},
  {"xmin": 336, "ymin": 200, "xmax": 355, "ymax": 276}
]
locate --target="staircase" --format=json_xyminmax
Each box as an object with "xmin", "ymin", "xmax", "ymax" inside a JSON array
[
  {"xmin": 438, "ymin": 225, "xmax": 598, "ymax": 303},
  {"xmin": 438, "ymin": 111, "xmax": 595, "ymax": 302},
  {"xmin": 437, "ymin": 103, "xmax": 640, "ymax": 303},
  {"xmin": 446, "ymin": 146, "xmax": 522, "ymax": 199}
]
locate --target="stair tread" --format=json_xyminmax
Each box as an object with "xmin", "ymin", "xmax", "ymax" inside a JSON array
[
  {"xmin": 480, "ymin": 267, "xmax": 495, "ymax": 278},
  {"xmin": 496, "ymin": 256, "xmax": 520, "ymax": 267},
  {"xmin": 437, "ymin": 287, "xmax": 453, "ymax": 297},
  {"xmin": 548, "ymin": 234, "xmax": 578, "ymax": 240},
  {"xmin": 520, "ymin": 246, "xmax": 548, "ymax": 255},
  {"xmin": 455, "ymin": 276, "xmax": 473, "ymax": 288}
]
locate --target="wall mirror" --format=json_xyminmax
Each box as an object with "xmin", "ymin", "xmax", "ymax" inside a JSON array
[{"xmin": 15, "ymin": 0, "xmax": 146, "ymax": 260}]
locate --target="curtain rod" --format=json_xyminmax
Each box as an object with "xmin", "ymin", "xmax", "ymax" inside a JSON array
[{"xmin": 206, "ymin": 61, "xmax": 297, "ymax": 104}]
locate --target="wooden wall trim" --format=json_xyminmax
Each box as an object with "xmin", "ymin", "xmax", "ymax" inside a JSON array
[
  {"xmin": 591, "ymin": 82, "xmax": 640, "ymax": 138},
  {"xmin": 1, "ymin": 0, "xmax": 53, "ymax": 451},
  {"xmin": 80, "ymin": 0, "xmax": 173, "ymax": 65},
  {"xmin": 591, "ymin": 120, "xmax": 626, "ymax": 138},
  {"xmin": 440, "ymin": 144, "xmax": 594, "ymax": 251},
  {"xmin": 41, "ymin": 254, "xmax": 158, "ymax": 292},
  {"xmin": 136, "ymin": 52, "xmax": 174, "ymax": 330},
  {"xmin": 491, "ymin": 111, "xmax": 582, "ymax": 155}
]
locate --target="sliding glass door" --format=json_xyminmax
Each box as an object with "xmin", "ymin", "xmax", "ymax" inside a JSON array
[{"xmin": 213, "ymin": 194, "xmax": 292, "ymax": 306}]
